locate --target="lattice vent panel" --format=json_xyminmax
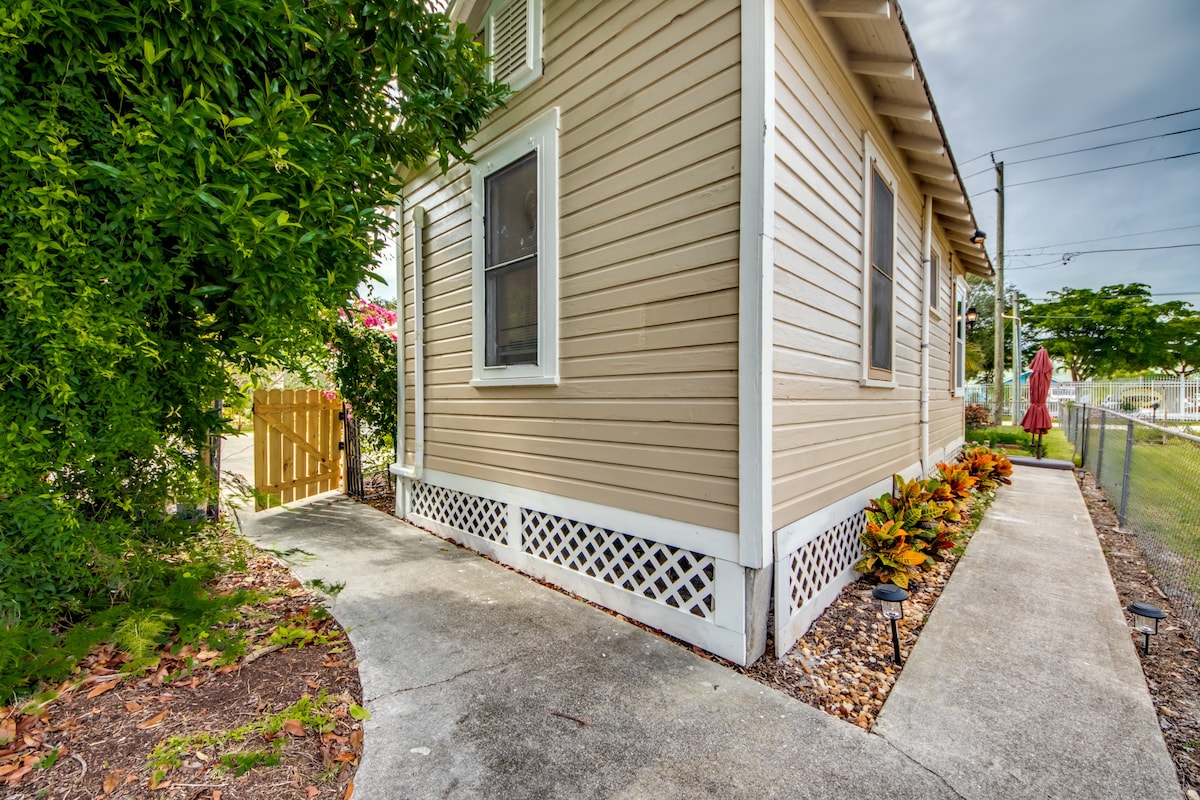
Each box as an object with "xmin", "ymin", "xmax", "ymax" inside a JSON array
[
  {"xmin": 522, "ymin": 510, "xmax": 716, "ymax": 620},
  {"xmin": 409, "ymin": 483, "xmax": 507, "ymax": 543},
  {"xmin": 786, "ymin": 512, "xmax": 864, "ymax": 616}
]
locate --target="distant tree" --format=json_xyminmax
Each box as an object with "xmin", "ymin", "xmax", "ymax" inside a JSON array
[
  {"xmin": 1024, "ymin": 284, "xmax": 1185, "ymax": 380},
  {"xmin": 1156, "ymin": 310, "xmax": 1200, "ymax": 379},
  {"xmin": 962, "ymin": 278, "xmax": 1036, "ymax": 381},
  {"xmin": 0, "ymin": 0, "xmax": 505, "ymax": 644}
]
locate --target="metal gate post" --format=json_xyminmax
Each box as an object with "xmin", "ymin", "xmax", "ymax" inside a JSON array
[
  {"xmin": 1078, "ymin": 406, "xmax": 1089, "ymax": 467},
  {"xmin": 1095, "ymin": 410, "xmax": 1107, "ymax": 483},
  {"xmin": 1118, "ymin": 420, "xmax": 1134, "ymax": 527}
]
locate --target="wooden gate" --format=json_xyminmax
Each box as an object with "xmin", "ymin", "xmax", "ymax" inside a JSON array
[{"xmin": 253, "ymin": 389, "xmax": 342, "ymax": 510}]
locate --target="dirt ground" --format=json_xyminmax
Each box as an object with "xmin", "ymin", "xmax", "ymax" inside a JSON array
[
  {"xmin": 1, "ymin": 547, "xmax": 364, "ymax": 800},
  {"xmin": 1077, "ymin": 471, "xmax": 1200, "ymax": 792}
]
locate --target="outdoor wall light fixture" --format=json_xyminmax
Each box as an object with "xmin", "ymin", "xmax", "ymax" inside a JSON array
[
  {"xmin": 872, "ymin": 584, "xmax": 909, "ymax": 665},
  {"xmin": 970, "ymin": 230, "xmax": 987, "ymax": 245},
  {"xmin": 965, "ymin": 307, "xmax": 979, "ymax": 326},
  {"xmin": 1127, "ymin": 602, "xmax": 1166, "ymax": 655}
]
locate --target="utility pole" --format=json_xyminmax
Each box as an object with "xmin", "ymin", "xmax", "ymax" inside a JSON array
[
  {"xmin": 1011, "ymin": 290, "xmax": 1021, "ymax": 424},
  {"xmin": 992, "ymin": 159, "xmax": 1005, "ymax": 425}
]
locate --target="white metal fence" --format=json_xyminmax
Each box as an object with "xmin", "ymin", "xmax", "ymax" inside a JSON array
[{"xmin": 966, "ymin": 379, "xmax": 1200, "ymax": 421}]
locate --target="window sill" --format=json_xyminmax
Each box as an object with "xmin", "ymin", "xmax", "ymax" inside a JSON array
[
  {"xmin": 470, "ymin": 374, "xmax": 560, "ymax": 388},
  {"xmin": 859, "ymin": 377, "xmax": 898, "ymax": 389}
]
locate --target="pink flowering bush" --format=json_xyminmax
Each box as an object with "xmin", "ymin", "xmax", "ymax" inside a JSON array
[{"xmin": 329, "ymin": 299, "xmax": 398, "ymax": 454}]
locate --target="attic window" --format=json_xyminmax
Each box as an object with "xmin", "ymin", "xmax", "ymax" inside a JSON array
[{"xmin": 484, "ymin": 0, "xmax": 542, "ymax": 91}]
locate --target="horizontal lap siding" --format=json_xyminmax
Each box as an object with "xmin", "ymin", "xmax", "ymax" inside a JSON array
[
  {"xmin": 771, "ymin": 3, "xmax": 930, "ymax": 529},
  {"xmin": 401, "ymin": 0, "xmax": 742, "ymax": 531}
]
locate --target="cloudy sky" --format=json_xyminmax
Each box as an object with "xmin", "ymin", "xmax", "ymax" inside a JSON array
[{"xmin": 902, "ymin": 0, "xmax": 1200, "ymax": 305}]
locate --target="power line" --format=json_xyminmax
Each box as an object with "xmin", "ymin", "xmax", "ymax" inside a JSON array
[
  {"xmin": 1022, "ymin": 292, "xmax": 1200, "ymax": 302},
  {"xmin": 1006, "ymin": 150, "xmax": 1200, "ymax": 189},
  {"xmin": 1025, "ymin": 291, "xmax": 1200, "ymax": 302},
  {"xmin": 1006, "ymin": 224, "xmax": 1200, "ymax": 252},
  {"xmin": 962, "ymin": 126, "xmax": 1200, "ymax": 179},
  {"xmin": 1006, "ymin": 243, "xmax": 1200, "ymax": 271},
  {"xmin": 961, "ymin": 105, "xmax": 1200, "ymax": 166}
]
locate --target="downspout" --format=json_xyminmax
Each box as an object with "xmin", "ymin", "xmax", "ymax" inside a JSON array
[
  {"xmin": 920, "ymin": 195, "xmax": 932, "ymax": 474},
  {"xmin": 392, "ymin": 206, "xmax": 426, "ymax": 483}
]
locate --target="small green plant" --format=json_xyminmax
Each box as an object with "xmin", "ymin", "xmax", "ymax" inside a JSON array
[
  {"xmin": 267, "ymin": 624, "xmax": 341, "ymax": 650},
  {"xmin": 219, "ymin": 748, "xmax": 283, "ymax": 776},
  {"xmin": 34, "ymin": 747, "xmax": 60, "ymax": 770},
  {"xmin": 113, "ymin": 610, "xmax": 175, "ymax": 660},
  {"xmin": 149, "ymin": 691, "xmax": 341, "ymax": 785},
  {"xmin": 305, "ymin": 578, "xmax": 346, "ymax": 600}
]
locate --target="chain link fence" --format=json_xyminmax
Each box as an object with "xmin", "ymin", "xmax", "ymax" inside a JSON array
[{"xmin": 1063, "ymin": 404, "xmax": 1200, "ymax": 638}]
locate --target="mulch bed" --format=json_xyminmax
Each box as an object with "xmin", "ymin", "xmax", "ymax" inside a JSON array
[
  {"xmin": 741, "ymin": 514, "xmax": 981, "ymax": 730},
  {"xmin": 2, "ymin": 542, "xmax": 364, "ymax": 800},
  {"xmin": 1078, "ymin": 472, "xmax": 1200, "ymax": 793},
  {"xmin": 745, "ymin": 473, "xmax": 1200, "ymax": 794}
]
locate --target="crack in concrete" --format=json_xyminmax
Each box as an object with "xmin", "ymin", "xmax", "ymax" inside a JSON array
[
  {"xmin": 874, "ymin": 730, "xmax": 970, "ymax": 800},
  {"xmin": 366, "ymin": 661, "xmax": 511, "ymax": 703}
]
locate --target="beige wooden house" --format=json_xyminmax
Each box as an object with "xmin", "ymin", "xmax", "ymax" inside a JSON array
[{"xmin": 391, "ymin": 0, "xmax": 992, "ymax": 665}]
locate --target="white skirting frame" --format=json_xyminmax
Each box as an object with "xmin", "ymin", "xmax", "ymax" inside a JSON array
[
  {"xmin": 400, "ymin": 469, "xmax": 751, "ymax": 665},
  {"xmin": 772, "ymin": 459, "xmax": 929, "ymax": 657}
]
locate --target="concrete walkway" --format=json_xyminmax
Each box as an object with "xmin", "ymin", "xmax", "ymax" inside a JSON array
[{"xmin": 242, "ymin": 467, "xmax": 1182, "ymax": 799}]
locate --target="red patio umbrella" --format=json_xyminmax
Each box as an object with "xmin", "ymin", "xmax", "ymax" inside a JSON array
[{"xmin": 1020, "ymin": 347, "xmax": 1054, "ymax": 458}]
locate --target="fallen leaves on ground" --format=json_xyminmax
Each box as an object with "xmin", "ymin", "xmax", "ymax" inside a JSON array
[{"xmin": 0, "ymin": 533, "xmax": 364, "ymax": 800}]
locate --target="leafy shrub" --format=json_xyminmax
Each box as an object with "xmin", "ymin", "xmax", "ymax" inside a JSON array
[
  {"xmin": 935, "ymin": 462, "xmax": 978, "ymax": 504},
  {"xmin": 856, "ymin": 475, "xmax": 964, "ymax": 587},
  {"xmin": 965, "ymin": 403, "xmax": 991, "ymax": 428},
  {"xmin": 856, "ymin": 520, "xmax": 926, "ymax": 589},
  {"xmin": 0, "ymin": 1, "xmax": 503, "ymax": 701},
  {"xmin": 957, "ymin": 445, "xmax": 1014, "ymax": 491},
  {"xmin": 328, "ymin": 300, "xmax": 399, "ymax": 455}
]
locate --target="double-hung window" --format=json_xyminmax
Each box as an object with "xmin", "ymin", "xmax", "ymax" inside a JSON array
[
  {"xmin": 471, "ymin": 108, "xmax": 559, "ymax": 386},
  {"xmin": 861, "ymin": 135, "xmax": 896, "ymax": 384},
  {"xmin": 954, "ymin": 279, "xmax": 967, "ymax": 394}
]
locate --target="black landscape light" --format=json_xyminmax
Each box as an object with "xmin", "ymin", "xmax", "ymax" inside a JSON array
[
  {"xmin": 1127, "ymin": 602, "xmax": 1166, "ymax": 655},
  {"xmin": 873, "ymin": 584, "xmax": 909, "ymax": 666}
]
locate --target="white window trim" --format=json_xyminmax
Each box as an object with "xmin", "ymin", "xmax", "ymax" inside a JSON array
[
  {"xmin": 860, "ymin": 133, "xmax": 897, "ymax": 389},
  {"xmin": 928, "ymin": 246, "xmax": 944, "ymax": 322},
  {"xmin": 954, "ymin": 275, "xmax": 967, "ymax": 397},
  {"xmin": 483, "ymin": 0, "xmax": 543, "ymax": 92},
  {"xmin": 470, "ymin": 107, "xmax": 560, "ymax": 387}
]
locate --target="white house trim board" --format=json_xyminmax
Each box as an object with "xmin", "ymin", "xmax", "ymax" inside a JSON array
[
  {"xmin": 738, "ymin": 0, "xmax": 774, "ymax": 571},
  {"xmin": 469, "ymin": 106, "xmax": 560, "ymax": 387},
  {"xmin": 859, "ymin": 130, "xmax": 898, "ymax": 389},
  {"xmin": 773, "ymin": 458, "xmax": 924, "ymax": 655},
  {"xmin": 403, "ymin": 471, "xmax": 749, "ymax": 664},
  {"xmin": 417, "ymin": 468, "xmax": 740, "ymax": 562}
]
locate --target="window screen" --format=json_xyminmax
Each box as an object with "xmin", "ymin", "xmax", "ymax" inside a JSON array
[
  {"xmin": 869, "ymin": 168, "xmax": 894, "ymax": 372},
  {"xmin": 484, "ymin": 151, "xmax": 539, "ymax": 366}
]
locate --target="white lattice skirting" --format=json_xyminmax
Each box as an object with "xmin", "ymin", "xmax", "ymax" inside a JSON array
[
  {"xmin": 403, "ymin": 473, "xmax": 748, "ymax": 663},
  {"xmin": 771, "ymin": 455, "xmax": 959, "ymax": 656}
]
